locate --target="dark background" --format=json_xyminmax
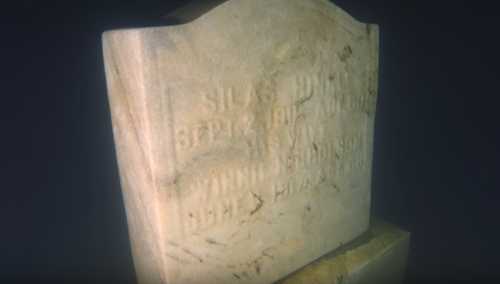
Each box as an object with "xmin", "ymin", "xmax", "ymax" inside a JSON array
[{"xmin": 1, "ymin": 0, "xmax": 499, "ymax": 283}]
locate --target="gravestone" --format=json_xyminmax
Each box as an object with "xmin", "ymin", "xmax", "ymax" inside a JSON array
[{"xmin": 102, "ymin": 0, "xmax": 379, "ymax": 283}]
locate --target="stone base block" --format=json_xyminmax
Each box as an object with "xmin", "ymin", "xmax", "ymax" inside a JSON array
[{"xmin": 277, "ymin": 219, "xmax": 410, "ymax": 284}]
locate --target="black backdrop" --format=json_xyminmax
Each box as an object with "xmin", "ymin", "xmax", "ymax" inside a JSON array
[{"xmin": 1, "ymin": 0, "xmax": 499, "ymax": 283}]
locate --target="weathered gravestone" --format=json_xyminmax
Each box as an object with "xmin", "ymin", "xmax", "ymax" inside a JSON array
[{"xmin": 103, "ymin": 0, "xmax": 379, "ymax": 283}]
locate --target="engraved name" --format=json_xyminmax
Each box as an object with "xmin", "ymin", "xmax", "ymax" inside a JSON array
[
  {"xmin": 170, "ymin": 67, "xmax": 373, "ymax": 235},
  {"xmin": 202, "ymin": 86, "xmax": 251, "ymax": 113},
  {"xmin": 182, "ymin": 162, "xmax": 267, "ymax": 234}
]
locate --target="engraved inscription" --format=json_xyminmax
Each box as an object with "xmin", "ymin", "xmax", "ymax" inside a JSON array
[
  {"xmin": 202, "ymin": 86, "xmax": 251, "ymax": 113},
  {"xmin": 175, "ymin": 119, "xmax": 237, "ymax": 150},
  {"xmin": 166, "ymin": 65, "xmax": 374, "ymax": 236},
  {"xmin": 182, "ymin": 162, "xmax": 267, "ymax": 234},
  {"xmin": 186, "ymin": 197, "xmax": 242, "ymax": 234},
  {"xmin": 188, "ymin": 163, "xmax": 267, "ymax": 203},
  {"xmin": 171, "ymin": 67, "xmax": 374, "ymax": 154},
  {"xmin": 294, "ymin": 71, "xmax": 375, "ymax": 116}
]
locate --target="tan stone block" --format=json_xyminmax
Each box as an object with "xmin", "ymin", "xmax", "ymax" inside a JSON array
[
  {"xmin": 278, "ymin": 220, "xmax": 410, "ymax": 284},
  {"xmin": 102, "ymin": 0, "xmax": 379, "ymax": 283}
]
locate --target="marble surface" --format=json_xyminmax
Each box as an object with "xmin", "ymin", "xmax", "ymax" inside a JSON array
[
  {"xmin": 278, "ymin": 219, "xmax": 410, "ymax": 284},
  {"xmin": 102, "ymin": 0, "xmax": 379, "ymax": 283}
]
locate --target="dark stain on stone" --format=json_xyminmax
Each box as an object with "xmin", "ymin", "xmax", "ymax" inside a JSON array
[
  {"xmin": 182, "ymin": 248, "xmax": 203, "ymax": 263},
  {"xmin": 255, "ymin": 261, "xmax": 261, "ymax": 274},
  {"xmin": 249, "ymin": 192, "xmax": 264, "ymax": 215},
  {"xmin": 312, "ymin": 142, "xmax": 318, "ymax": 152},
  {"xmin": 205, "ymin": 237, "xmax": 225, "ymax": 246},
  {"xmin": 295, "ymin": 93, "xmax": 314, "ymax": 106},
  {"xmin": 165, "ymin": 253, "xmax": 189, "ymax": 264},
  {"xmin": 338, "ymin": 45, "xmax": 353, "ymax": 62},
  {"xmin": 333, "ymin": 184, "xmax": 340, "ymax": 192}
]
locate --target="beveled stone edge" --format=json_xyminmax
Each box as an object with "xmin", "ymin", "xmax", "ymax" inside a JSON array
[{"xmin": 275, "ymin": 218, "xmax": 410, "ymax": 283}]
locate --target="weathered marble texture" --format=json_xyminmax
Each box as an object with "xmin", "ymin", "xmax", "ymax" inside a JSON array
[
  {"xmin": 102, "ymin": 0, "xmax": 379, "ymax": 283},
  {"xmin": 278, "ymin": 220, "xmax": 410, "ymax": 284}
]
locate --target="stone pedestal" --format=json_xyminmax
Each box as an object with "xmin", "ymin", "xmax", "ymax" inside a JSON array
[{"xmin": 278, "ymin": 219, "xmax": 410, "ymax": 284}]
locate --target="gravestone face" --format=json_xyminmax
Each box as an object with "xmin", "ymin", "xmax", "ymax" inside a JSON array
[{"xmin": 102, "ymin": 0, "xmax": 379, "ymax": 283}]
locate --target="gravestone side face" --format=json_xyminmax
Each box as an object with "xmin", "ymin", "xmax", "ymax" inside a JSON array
[{"xmin": 102, "ymin": 0, "xmax": 379, "ymax": 283}]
